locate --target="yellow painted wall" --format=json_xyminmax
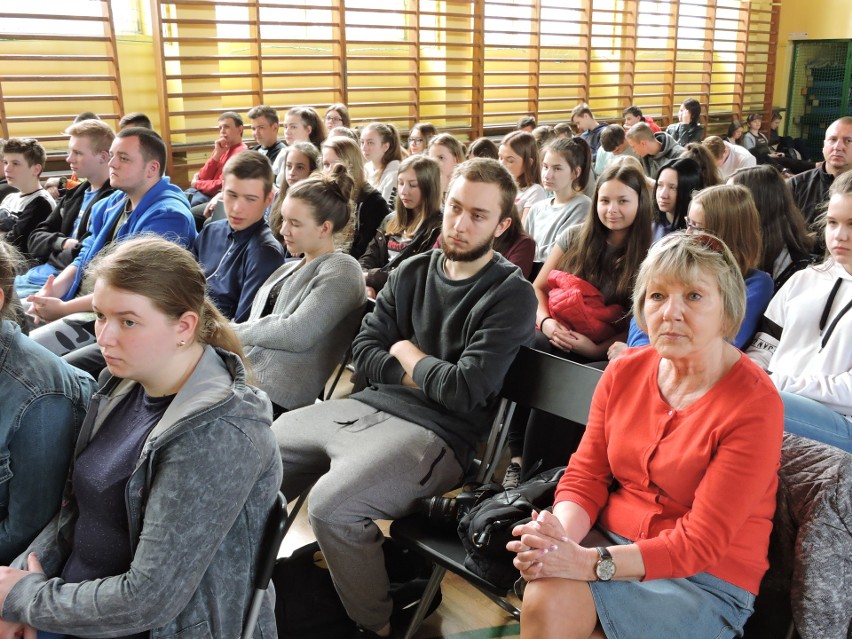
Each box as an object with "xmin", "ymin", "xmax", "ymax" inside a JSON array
[
  {"xmin": 773, "ymin": 0, "xmax": 852, "ymax": 108},
  {"xmin": 116, "ymin": 36, "xmax": 161, "ymax": 134}
]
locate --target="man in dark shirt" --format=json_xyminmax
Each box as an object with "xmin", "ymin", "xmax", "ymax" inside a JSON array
[
  {"xmin": 192, "ymin": 150, "xmax": 284, "ymax": 322},
  {"xmin": 247, "ymin": 105, "xmax": 285, "ymax": 169},
  {"xmin": 789, "ymin": 116, "xmax": 852, "ymax": 224},
  {"xmin": 273, "ymin": 158, "xmax": 537, "ymax": 638}
]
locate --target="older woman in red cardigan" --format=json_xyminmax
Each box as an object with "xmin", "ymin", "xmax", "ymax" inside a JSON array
[{"xmin": 508, "ymin": 232, "xmax": 783, "ymax": 639}]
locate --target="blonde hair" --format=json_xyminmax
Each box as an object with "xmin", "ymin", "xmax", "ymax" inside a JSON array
[
  {"xmin": 322, "ymin": 135, "xmax": 368, "ymax": 192},
  {"xmin": 85, "ymin": 236, "xmax": 248, "ymax": 366},
  {"xmin": 690, "ymin": 184, "xmax": 762, "ymax": 275},
  {"xmin": 633, "ymin": 231, "xmax": 746, "ymax": 341}
]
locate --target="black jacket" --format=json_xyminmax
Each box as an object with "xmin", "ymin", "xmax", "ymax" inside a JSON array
[
  {"xmin": 359, "ymin": 214, "xmax": 442, "ymax": 293},
  {"xmin": 789, "ymin": 165, "xmax": 835, "ymax": 224},
  {"xmin": 349, "ymin": 186, "xmax": 391, "ymax": 260},
  {"xmin": 250, "ymin": 141, "xmax": 285, "ymax": 167},
  {"xmin": 27, "ymin": 182, "xmax": 116, "ymax": 270}
]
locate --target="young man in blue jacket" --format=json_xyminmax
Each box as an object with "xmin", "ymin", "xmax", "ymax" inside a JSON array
[
  {"xmin": 274, "ymin": 158, "xmax": 537, "ymax": 638},
  {"xmin": 25, "ymin": 127, "xmax": 196, "ymax": 356}
]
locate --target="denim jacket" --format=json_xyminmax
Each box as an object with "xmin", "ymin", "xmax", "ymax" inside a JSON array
[
  {"xmin": 0, "ymin": 320, "xmax": 95, "ymax": 564},
  {"xmin": 3, "ymin": 346, "xmax": 282, "ymax": 639}
]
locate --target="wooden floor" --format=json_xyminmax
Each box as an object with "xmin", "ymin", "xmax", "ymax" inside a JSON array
[{"xmin": 273, "ymin": 370, "xmax": 523, "ymax": 639}]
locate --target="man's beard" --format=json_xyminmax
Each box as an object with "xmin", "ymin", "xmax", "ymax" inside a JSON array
[{"xmin": 442, "ymin": 235, "xmax": 493, "ymax": 263}]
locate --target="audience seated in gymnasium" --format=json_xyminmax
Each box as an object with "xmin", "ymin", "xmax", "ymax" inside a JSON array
[
  {"xmin": 25, "ymin": 127, "xmax": 197, "ymax": 357},
  {"xmin": 232, "ymin": 165, "xmax": 365, "ymax": 417},
  {"xmin": 360, "ymin": 122, "xmax": 403, "ymax": 208},
  {"xmin": 466, "ymin": 137, "xmax": 499, "ymax": 160},
  {"xmin": 626, "ymin": 122, "xmax": 685, "ymax": 179},
  {"xmin": 192, "ymin": 150, "xmax": 284, "ymax": 323},
  {"xmin": 729, "ymin": 164, "xmax": 814, "ymax": 290},
  {"xmin": 427, "ymin": 132, "xmax": 465, "ymax": 200},
  {"xmin": 359, "ymin": 154, "xmax": 443, "ymax": 297},
  {"xmin": 517, "ymin": 115, "xmax": 536, "ymax": 132},
  {"xmin": 571, "ymin": 103, "xmax": 608, "ymax": 162},
  {"xmin": 322, "ymin": 135, "xmax": 390, "ymax": 259},
  {"xmin": 324, "ymin": 103, "xmax": 351, "ymax": 130},
  {"xmin": 665, "ymin": 98, "xmax": 705, "ymax": 146},
  {"xmin": 595, "ymin": 124, "xmax": 637, "ymax": 177},
  {"xmin": 788, "ymin": 116, "xmax": 852, "ymax": 224},
  {"xmin": 0, "ymin": 240, "xmax": 96, "ymax": 564},
  {"xmin": 0, "ymin": 236, "xmax": 281, "ymax": 639},
  {"xmin": 524, "ymin": 137, "xmax": 592, "ymax": 262},
  {"xmin": 184, "ymin": 111, "xmax": 247, "ymax": 208},
  {"xmin": 622, "ymin": 105, "xmax": 661, "ymax": 133},
  {"xmin": 273, "ymin": 157, "xmax": 536, "ymax": 639},
  {"xmin": 680, "ymin": 142, "xmax": 722, "ymax": 187},
  {"xmin": 15, "ymin": 120, "xmax": 116, "ymax": 297},
  {"xmin": 703, "ymin": 134, "xmax": 756, "ymax": 181},
  {"xmin": 649, "ymin": 157, "xmax": 705, "ymax": 241},
  {"xmin": 407, "ymin": 122, "xmax": 436, "ymax": 156},
  {"xmin": 500, "ymin": 130, "xmax": 547, "ymax": 219},
  {"xmin": 118, "ymin": 112, "xmax": 153, "ymax": 130},
  {"xmin": 247, "ymin": 105, "xmax": 285, "ymax": 167},
  {"xmin": 619, "ymin": 184, "xmax": 772, "ymax": 355},
  {"xmin": 0, "ymin": 138, "xmax": 54, "ymax": 259},
  {"xmin": 269, "ymin": 142, "xmax": 320, "ymax": 242},
  {"xmin": 510, "ymin": 231, "xmax": 783, "ymax": 639},
  {"xmin": 534, "ymin": 163, "xmax": 653, "ymax": 363},
  {"xmin": 747, "ymin": 169, "xmax": 852, "ymax": 453}
]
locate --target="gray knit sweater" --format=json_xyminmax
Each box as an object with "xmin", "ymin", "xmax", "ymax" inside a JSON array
[{"xmin": 233, "ymin": 252, "xmax": 366, "ymax": 410}]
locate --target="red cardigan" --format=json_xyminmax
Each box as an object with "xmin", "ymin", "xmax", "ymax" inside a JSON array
[
  {"xmin": 555, "ymin": 347, "xmax": 783, "ymax": 594},
  {"xmin": 195, "ymin": 142, "xmax": 248, "ymax": 195}
]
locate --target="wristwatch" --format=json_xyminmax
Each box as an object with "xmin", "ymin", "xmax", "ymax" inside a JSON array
[{"xmin": 594, "ymin": 547, "xmax": 616, "ymax": 581}]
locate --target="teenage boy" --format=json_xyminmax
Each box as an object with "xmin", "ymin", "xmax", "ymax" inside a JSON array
[
  {"xmin": 247, "ymin": 105, "xmax": 285, "ymax": 168},
  {"xmin": 570, "ymin": 103, "xmax": 608, "ymax": 162},
  {"xmin": 192, "ymin": 150, "xmax": 284, "ymax": 322},
  {"xmin": 626, "ymin": 122, "xmax": 685, "ymax": 179},
  {"xmin": 595, "ymin": 124, "xmax": 638, "ymax": 176},
  {"xmin": 26, "ymin": 127, "xmax": 196, "ymax": 355},
  {"xmin": 622, "ymin": 106, "xmax": 661, "ymax": 133},
  {"xmin": 16, "ymin": 120, "xmax": 117, "ymax": 297},
  {"xmin": 273, "ymin": 158, "xmax": 537, "ymax": 638},
  {"xmin": 0, "ymin": 138, "xmax": 54, "ymax": 258}
]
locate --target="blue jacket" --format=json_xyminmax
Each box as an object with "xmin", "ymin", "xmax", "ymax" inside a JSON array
[
  {"xmin": 192, "ymin": 219, "xmax": 284, "ymax": 323},
  {"xmin": 65, "ymin": 178, "xmax": 197, "ymax": 301},
  {"xmin": 0, "ymin": 320, "xmax": 96, "ymax": 564}
]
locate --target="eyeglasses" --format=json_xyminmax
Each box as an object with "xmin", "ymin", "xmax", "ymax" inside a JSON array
[
  {"xmin": 685, "ymin": 217, "xmax": 706, "ymax": 233},
  {"xmin": 325, "ymin": 115, "xmax": 343, "ymax": 124},
  {"xmin": 409, "ymin": 137, "xmax": 424, "ymax": 144}
]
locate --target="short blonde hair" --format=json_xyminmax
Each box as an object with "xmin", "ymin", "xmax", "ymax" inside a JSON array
[{"xmin": 633, "ymin": 231, "xmax": 746, "ymax": 341}]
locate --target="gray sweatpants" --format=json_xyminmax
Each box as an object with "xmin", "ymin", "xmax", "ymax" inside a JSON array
[{"xmin": 273, "ymin": 398, "xmax": 464, "ymax": 631}]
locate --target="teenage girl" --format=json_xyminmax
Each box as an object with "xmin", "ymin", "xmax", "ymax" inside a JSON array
[
  {"xmin": 408, "ymin": 122, "xmax": 437, "ymax": 155},
  {"xmin": 499, "ymin": 130, "xmax": 547, "ymax": 220},
  {"xmin": 359, "ymin": 154, "xmax": 443, "ymax": 297},
  {"xmin": 324, "ymin": 103, "xmax": 351, "ymax": 130},
  {"xmin": 321, "ymin": 135, "xmax": 391, "ymax": 259},
  {"xmin": 747, "ymin": 170, "xmax": 852, "ymax": 453},
  {"xmin": 233, "ymin": 166, "xmax": 366, "ymax": 416},
  {"xmin": 269, "ymin": 142, "xmax": 320, "ymax": 242},
  {"xmin": 360, "ymin": 122, "xmax": 403, "ymax": 207},
  {"xmin": 427, "ymin": 133, "xmax": 465, "ymax": 200},
  {"xmin": 272, "ymin": 106, "xmax": 326, "ymax": 178},
  {"xmin": 524, "ymin": 137, "xmax": 593, "ymax": 263},
  {"xmin": 651, "ymin": 157, "xmax": 704, "ymax": 240}
]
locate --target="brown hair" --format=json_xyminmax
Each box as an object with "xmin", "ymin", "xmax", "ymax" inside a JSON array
[
  {"xmin": 556, "ymin": 163, "xmax": 654, "ymax": 307},
  {"xmin": 452, "ymin": 157, "xmax": 519, "ymax": 222},
  {"xmin": 270, "ymin": 142, "xmax": 320, "ymax": 239},
  {"xmin": 323, "ymin": 135, "xmax": 368, "ymax": 192},
  {"xmin": 84, "ymin": 235, "xmax": 247, "ymax": 365},
  {"xmin": 681, "ymin": 142, "xmax": 722, "ymax": 186},
  {"xmin": 690, "ymin": 184, "xmax": 762, "ymax": 275},
  {"xmin": 116, "ymin": 127, "xmax": 167, "ymax": 177},
  {"xmin": 543, "ymin": 137, "xmax": 592, "ymax": 192},
  {"xmin": 702, "ymin": 135, "xmax": 726, "ymax": 160},
  {"xmin": 287, "ymin": 164, "xmax": 355, "ymax": 245},
  {"xmin": 247, "ymin": 105, "xmax": 279, "ymax": 126},
  {"xmin": 65, "ymin": 119, "xmax": 115, "ymax": 154},
  {"xmin": 386, "ymin": 154, "xmax": 442, "ymax": 236},
  {"xmin": 288, "ymin": 106, "xmax": 327, "ymax": 148},
  {"xmin": 466, "ymin": 137, "xmax": 499, "ymax": 160},
  {"xmin": 223, "ymin": 150, "xmax": 274, "ymax": 197},
  {"xmin": 600, "ymin": 124, "xmax": 626, "ymax": 152},
  {"xmin": 501, "ymin": 130, "xmax": 542, "ymax": 189},
  {"xmin": 625, "ymin": 122, "xmax": 655, "ymax": 142},
  {"xmin": 362, "ymin": 122, "xmax": 403, "ymax": 168},
  {"xmin": 2, "ymin": 138, "xmax": 46, "ymax": 170},
  {"xmin": 410, "ymin": 122, "xmax": 437, "ymax": 147},
  {"xmin": 325, "ymin": 103, "xmax": 351, "ymax": 128},
  {"xmin": 571, "ymin": 103, "xmax": 594, "ymax": 120}
]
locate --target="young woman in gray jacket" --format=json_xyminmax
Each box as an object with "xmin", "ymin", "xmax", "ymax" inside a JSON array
[{"xmin": 0, "ymin": 236, "xmax": 282, "ymax": 639}]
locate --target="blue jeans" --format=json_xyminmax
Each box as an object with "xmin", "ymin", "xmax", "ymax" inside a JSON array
[{"xmin": 781, "ymin": 391, "xmax": 852, "ymax": 453}]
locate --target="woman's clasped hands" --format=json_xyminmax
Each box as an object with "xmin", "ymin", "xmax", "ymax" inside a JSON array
[{"xmin": 507, "ymin": 510, "xmax": 596, "ymax": 582}]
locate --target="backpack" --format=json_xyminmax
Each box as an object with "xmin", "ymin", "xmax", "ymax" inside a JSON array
[{"xmin": 457, "ymin": 467, "xmax": 565, "ymax": 590}]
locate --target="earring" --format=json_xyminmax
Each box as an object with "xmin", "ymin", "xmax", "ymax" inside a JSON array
[{"xmin": 178, "ymin": 340, "xmax": 186, "ymax": 347}]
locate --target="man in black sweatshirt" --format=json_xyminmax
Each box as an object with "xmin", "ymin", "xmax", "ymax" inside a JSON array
[{"xmin": 273, "ymin": 158, "xmax": 537, "ymax": 639}]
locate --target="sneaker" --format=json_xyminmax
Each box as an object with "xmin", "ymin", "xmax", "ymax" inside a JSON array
[{"xmin": 502, "ymin": 462, "xmax": 522, "ymax": 490}]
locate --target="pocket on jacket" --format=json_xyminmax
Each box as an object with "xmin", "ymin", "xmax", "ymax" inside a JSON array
[
  {"xmin": 0, "ymin": 454, "xmax": 12, "ymax": 484},
  {"xmin": 156, "ymin": 620, "xmax": 212, "ymax": 639}
]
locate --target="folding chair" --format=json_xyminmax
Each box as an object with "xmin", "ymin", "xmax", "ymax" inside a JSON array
[
  {"xmin": 241, "ymin": 492, "xmax": 288, "ymax": 639},
  {"xmin": 324, "ymin": 298, "xmax": 376, "ymax": 400},
  {"xmin": 389, "ymin": 346, "xmax": 604, "ymax": 639}
]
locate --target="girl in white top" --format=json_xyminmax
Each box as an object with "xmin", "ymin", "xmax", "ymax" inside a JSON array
[
  {"xmin": 272, "ymin": 106, "xmax": 326, "ymax": 176},
  {"xmin": 427, "ymin": 133, "xmax": 465, "ymax": 201},
  {"xmin": 500, "ymin": 130, "xmax": 547, "ymax": 220},
  {"xmin": 747, "ymin": 170, "xmax": 852, "ymax": 453},
  {"xmin": 524, "ymin": 137, "xmax": 593, "ymax": 262},
  {"xmin": 360, "ymin": 122, "xmax": 403, "ymax": 208}
]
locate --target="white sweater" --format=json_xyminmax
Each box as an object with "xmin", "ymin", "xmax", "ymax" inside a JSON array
[{"xmin": 747, "ymin": 261, "xmax": 852, "ymax": 419}]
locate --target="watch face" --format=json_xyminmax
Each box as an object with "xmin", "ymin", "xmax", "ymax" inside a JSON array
[{"xmin": 596, "ymin": 558, "xmax": 616, "ymax": 581}]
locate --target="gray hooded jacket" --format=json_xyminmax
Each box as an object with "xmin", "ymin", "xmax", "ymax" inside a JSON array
[{"xmin": 2, "ymin": 346, "xmax": 282, "ymax": 639}]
